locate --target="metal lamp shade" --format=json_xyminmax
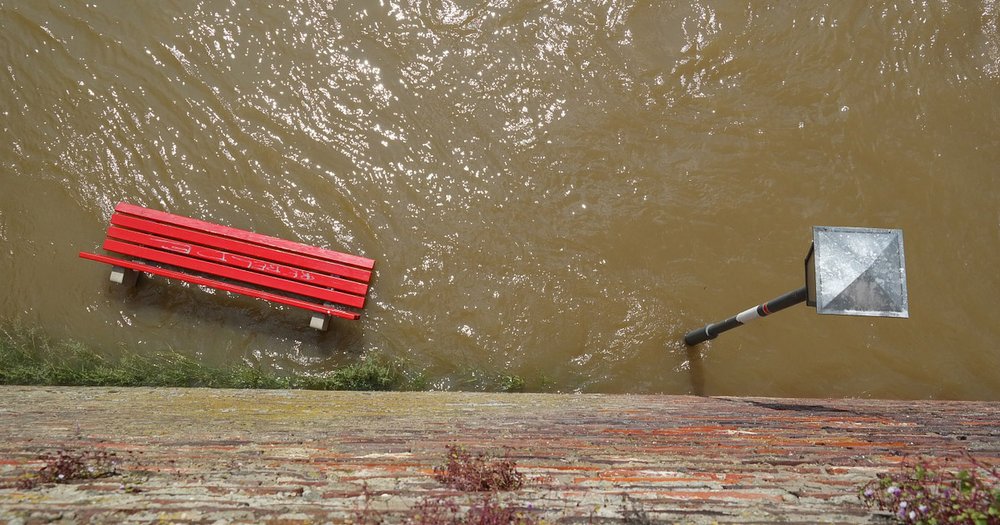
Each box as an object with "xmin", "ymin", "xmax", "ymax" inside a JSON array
[{"xmin": 809, "ymin": 226, "xmax": 908, "ymax": 318}]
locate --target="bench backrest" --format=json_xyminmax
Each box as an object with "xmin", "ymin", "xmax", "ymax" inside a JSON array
[{"xmin": 102, "ymin": 203, "xmax": 374, "ymax": 311}]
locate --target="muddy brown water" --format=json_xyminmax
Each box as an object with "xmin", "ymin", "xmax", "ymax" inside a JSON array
[{"xmin": 1, "ymin": 1, "xmax": 998, "ymax": 399}]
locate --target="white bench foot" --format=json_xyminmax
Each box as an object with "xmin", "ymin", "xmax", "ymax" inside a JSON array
[
  {"xmin": 309, "ymin": 312, "xmax": 330, "ymax": 331},
  {"xmin": 110, "ymin": 266, "xmax": 139, "ymax": 288}
]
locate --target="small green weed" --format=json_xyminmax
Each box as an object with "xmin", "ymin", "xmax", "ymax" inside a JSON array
[
  {"xmin": 499, "ymin": 375, "xmax": 525, "ymax": 393},
  {"xmin": 453, "ymin": 367, "xmax": 529, "ymax": 393}
]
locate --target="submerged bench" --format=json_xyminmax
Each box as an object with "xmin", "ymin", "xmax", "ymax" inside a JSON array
[{"xmin": 79, "ymin": 202, "xmax": 375, "ymax": 330}]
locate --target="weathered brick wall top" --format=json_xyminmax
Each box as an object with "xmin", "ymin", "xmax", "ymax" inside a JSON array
[{"xmin": 1, "ymin": 387, "xmax": 997, "ymax": 524}]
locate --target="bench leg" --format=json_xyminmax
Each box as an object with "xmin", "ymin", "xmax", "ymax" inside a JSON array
[
  {"xmin": 110, "ymin": 266, "xmax": 139, "ymax": 288},
  {"xmin": 309, "ymin": 312, "xmax": 331, "ymax": 331}
]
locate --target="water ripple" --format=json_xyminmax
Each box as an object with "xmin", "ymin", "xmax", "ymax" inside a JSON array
[{"xmin": 2, "ymin": 0, "xmax": 999, "ymax": 397}]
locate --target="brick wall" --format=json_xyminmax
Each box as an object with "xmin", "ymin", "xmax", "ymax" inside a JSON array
[{"xmin": 1, "ymin": 387, "xmax": 997, "ymax": 523}]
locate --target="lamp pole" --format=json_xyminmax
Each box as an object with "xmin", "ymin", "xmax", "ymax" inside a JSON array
[{"xmin": 683, "ymin": 287, "xmax": 808, "ymax": 346}]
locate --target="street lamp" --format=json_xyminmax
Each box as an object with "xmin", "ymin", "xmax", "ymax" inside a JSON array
[{"xmin": 683, "ymin": 226, "xmax": 908, "ymax": 346}]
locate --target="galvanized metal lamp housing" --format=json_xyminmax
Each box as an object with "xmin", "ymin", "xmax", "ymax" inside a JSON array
[{"xmin": 683, "ymin": 226, "xmax": 908, "ymax": 346}]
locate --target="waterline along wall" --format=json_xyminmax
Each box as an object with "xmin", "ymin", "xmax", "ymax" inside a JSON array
[{"xmin": 1, "ymin": 387, "xmax": 997, "ymax": 523}]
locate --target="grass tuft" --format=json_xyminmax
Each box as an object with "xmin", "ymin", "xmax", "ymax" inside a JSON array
[
  {"xmin": 498, "ymin": 375, "xmax": 525, "ymax": 393},
  {"xmin": 0, "ymin": 320, "xmax": 400, "ymax": 391}
]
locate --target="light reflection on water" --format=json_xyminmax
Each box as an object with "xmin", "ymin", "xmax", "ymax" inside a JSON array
[{"xmin": 0, "ymin": 1, "xmax": 998, "ymax": 399}]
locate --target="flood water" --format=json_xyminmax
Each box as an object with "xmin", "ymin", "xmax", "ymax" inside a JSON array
[{"xmin": 2, "ymin": 1, "xmax": 998, "ymax": 399}]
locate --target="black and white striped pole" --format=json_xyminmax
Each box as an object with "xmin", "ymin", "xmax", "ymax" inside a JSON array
[
  {"xmin": 683, "ymin": 287, "xmax": 807, "ymax": 346},
  {"xmin": 683, "ymin": 226, "xmax": 908, "ymax": 346}
]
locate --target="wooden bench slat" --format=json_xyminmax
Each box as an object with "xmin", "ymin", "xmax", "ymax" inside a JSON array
[
  {"xmin": 111, "ymin": 213, "xmax": 372, "ymax": 283},
  {"xmin": 102, "ymin": 238, "xmax": 366, "ymax": 308},
  {"xmin": 79, "ymin": 251, "xmax": 360, "ymax": 320},
  {"xmin": 115, "ymin": 202, "xmax": 376, "ymax": 271},
  {"xmin": 106, "ymin": 225, "xmax": 369, "ymax": 296}
]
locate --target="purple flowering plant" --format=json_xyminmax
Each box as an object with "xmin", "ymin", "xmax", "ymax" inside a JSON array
[{"xmin": 860, "ymin": 457, "xmax": 1000, "ymax": 524}]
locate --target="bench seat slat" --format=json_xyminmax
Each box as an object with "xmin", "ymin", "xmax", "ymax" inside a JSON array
[
  {"xmin": 102, "ymin": 238, "xmax": 366, "ymax": 308},
  {"xmin": 111, "ymin": 213, "xmax": 372, "ymax": 283},
  {"xmin": 78, "ymin": 251, "xmax": 360, "ymax": 320},
  {"xmin": 106, "ymin": 225, "xmax": 369, "ymax": 296},
  {"xmin": 115, "ymin": 202, "xmax": 375, "ymax": 271}
]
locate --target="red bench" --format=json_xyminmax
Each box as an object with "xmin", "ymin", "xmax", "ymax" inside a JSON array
[{"xmin": 79, "ymin": 202, "xmax": 375, "ymax": 330}]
